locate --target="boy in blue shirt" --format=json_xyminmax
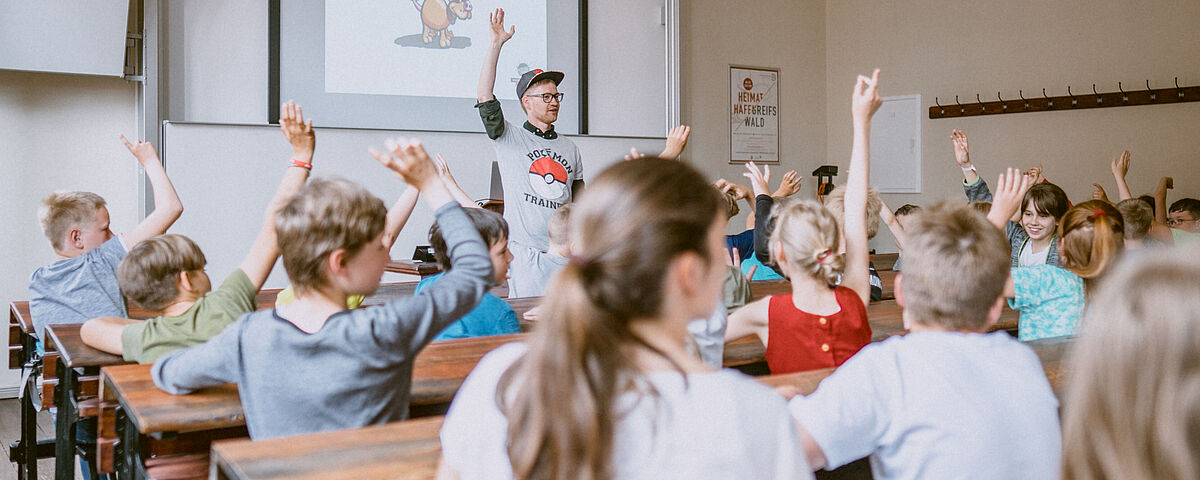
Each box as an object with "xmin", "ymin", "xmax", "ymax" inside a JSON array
[{"xmin": 418, "ymin": 207, "xmax": 521, "ymax": 340}]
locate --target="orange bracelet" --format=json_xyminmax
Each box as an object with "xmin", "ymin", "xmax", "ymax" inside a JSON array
[{"xmin": 289, "ymin": 157, "xmax": 312, "ymax": 170}]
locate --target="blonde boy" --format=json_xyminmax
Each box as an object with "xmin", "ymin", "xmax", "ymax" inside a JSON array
[
  {"xmin": 151, "ymin": 139, "xmax": 492, "ymax": 440},
  {"xmin": 30, "ymin": 136, "xmax": 183, "ymax": 340},
  {"xmin": 787, "ymin": 203, "xmax": 1061, "ymax": 478},
  {"xmin": 80, "ymin": 102, "xmax": 315, "ymax": 363}
]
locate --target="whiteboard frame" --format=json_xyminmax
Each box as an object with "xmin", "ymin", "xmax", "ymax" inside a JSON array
[{"xmin": 871, "ymin": 94, "xmax": 922, "ymax": 194}]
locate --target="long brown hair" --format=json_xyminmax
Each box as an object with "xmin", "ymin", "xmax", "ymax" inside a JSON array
[
  {"xmin": 496, "ymin": 158, "xmax": 723, "ymax": 480},
  {"xmin": 1058, "ymin": 200, "xmax": 1124, "ymax": 290},
  {"xmin": 1061, "ymin": 248, "xmax": 1200, "ymax": 479}
]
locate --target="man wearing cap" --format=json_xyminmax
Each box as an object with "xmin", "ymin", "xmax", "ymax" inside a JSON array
[{"xmin": 476, "ymin": 8, "xmax": 583, "ymax": 298}]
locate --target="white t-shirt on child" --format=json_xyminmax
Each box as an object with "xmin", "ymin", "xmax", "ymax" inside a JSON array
[
  {"xmin": 789, "ymin": 331, "xmax": 1060, "ymax": 480},
  {"xmin": 441, "ymin": 343, "xmax": 813, "ymax": 480}
]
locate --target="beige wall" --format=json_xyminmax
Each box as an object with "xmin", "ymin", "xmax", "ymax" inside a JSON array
[
  {"xmin": 824, "ymin": 0, "xmax": 1200, "ymax": 251},
  {"xmin": 0, "ymin": 70, "xmax": 138, "ymax": 390},
  {"xmin": 681, "ymin": 0, "xmax": 828, "ymax": 232}
]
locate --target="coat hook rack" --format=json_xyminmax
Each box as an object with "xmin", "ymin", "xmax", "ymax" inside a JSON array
[{"xmin": 929, "ymin": 78, "xmax": 1200, "ymax": 119}]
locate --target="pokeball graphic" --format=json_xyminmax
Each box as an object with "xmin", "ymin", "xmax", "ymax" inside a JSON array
[{"xmin": 528, "ymin": 157, "xmax": 569, "ymax": 200}]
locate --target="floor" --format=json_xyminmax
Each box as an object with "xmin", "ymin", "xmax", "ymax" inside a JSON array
[{"xmin": 0, "ymin": 398, "xmax": 84, "ymax": 480}]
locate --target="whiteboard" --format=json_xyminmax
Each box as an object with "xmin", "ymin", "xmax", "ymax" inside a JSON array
[
  {"xmin": 868, "ymin": 94, "xmax": 922, "ymax": 193},
  {"xmin": 161, "ymin": 121, "xmax": 665, "ymax": 289}
]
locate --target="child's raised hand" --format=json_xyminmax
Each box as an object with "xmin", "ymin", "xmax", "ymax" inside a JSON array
[
  {"xmin": 434, "ymin": 153, "xmax": 459, "ymax": 184},
  {"xmin": 1111, "ymin": 150, "xmax": 1130, "ymax": 179},
  {"xmin": 850, "ymin": 69, "xmax": 882, "ymax": 123},
  {"xmin": 1023, "ymin": 164, "xmax": 1044, "ymax": 184},
  {"xmin": 987, "ymin": 168, "xmax": 1031, "ymax": 228},
  {"xmin": 742, "ymin": 161, "xmax": 771, "ymax": 197},
  {"xmin": 489, "ymin": 8, "xmax": 515, "ymax": 45},
  {"xmin": 772, "ymin": 170, "xmax": 802, "ymax": 198},
  {"xmin": 120, "ymin": 134, "xmax": 161, "ymax": 166},
  {"xmin": 660, "ymin": 125, "xmax": 691, "ymax": 160},
  {"xmin": 279, "ymin": 100, "xmax": 315, "ymax": 156},
  {"xmin": 1092, "ymin": 184, "xmax": 1110, "ymax": 203},
  {"xmin": 1156, "ymin": 176, "xmax": 1174, "ymax": 196},
  {"xmin": 370, "ymin": 138, "xmax": 440, "ymax": 191},
  {"xmin": 623, "ymin": 147, "xmax": 647, "ymax": 162},
  {"xmin": 951, "ymin": 130, "xmax": 971, "ymax": 166}
]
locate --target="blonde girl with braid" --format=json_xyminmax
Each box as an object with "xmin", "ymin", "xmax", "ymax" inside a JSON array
[
  {"xmin": 724, "ymin": 70, "xmax": 880, "ymax": 375},
  {"xmin": 436, "ymin": 158, "xmax": 813, "ymax": 480}
]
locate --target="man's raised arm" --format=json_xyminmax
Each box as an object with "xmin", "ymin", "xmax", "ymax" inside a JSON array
[{"xmin": 476, "ymin": 8, "xmax": 515, "ymax": 103}]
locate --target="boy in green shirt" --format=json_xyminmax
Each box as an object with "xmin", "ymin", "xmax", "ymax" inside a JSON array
[{"xmin": 80, "ymin": 101, "xmax": 315, "ymax": 363}]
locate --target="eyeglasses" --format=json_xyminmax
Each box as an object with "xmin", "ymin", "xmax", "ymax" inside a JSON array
[
  {"xmin": 524, "ymin": 92, "xmax": 565, "ymax": 103},
  {"xmin": 1166, "ymin": 217, "xmax": 1198, "ymax": 227}
]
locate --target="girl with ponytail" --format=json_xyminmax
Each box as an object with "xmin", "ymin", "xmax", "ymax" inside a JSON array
[
  {"xmin": 989, "ymin": 173, "xmax": 1125, "ymax": 340},
  {"xmin": 436, "ymin": 158, "xmax": 813, "ymax": 480},
  {"xmin": 724, "ymin": 70, "xmax": 882, "ymax": 374}
]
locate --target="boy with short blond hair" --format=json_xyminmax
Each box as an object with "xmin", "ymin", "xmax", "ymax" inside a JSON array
[
  {"xmin": 151, "ymin": 138, "xmax": 493, "ymax": 440},
  {"xmin": 787, "ymin": 202, "xmax": 1061, "ymax": 478},
  {"xmin": 80, "ymin": 102, "xmax": 315, "ymax": 363},
  {"xmin": 30, "ymin": 136, "xmax": 184, "ymax": 340}
]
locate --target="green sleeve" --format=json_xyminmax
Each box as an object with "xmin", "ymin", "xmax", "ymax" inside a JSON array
[
  {"xmin": 475, "ymin": 99, "xmax": 506, "ymax": 139},
  {"xmin": 203, "ymin": 269, "xmax": 259, "ymax": 316}
]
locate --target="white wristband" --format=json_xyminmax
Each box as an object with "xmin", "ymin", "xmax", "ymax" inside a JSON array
[{"xmin": 961, "ymin": 165, "xmax": 977, "ymax": 173}]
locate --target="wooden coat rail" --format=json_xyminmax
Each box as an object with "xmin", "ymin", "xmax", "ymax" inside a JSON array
[{"xmin": 930, "ymin": 78, "xmax": 1200, "ymax": 119}]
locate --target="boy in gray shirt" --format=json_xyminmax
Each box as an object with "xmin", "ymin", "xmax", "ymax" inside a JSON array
[
  {"xmin": 152, "ymin": 139, "xmax": 492, "ymax": 440},
  {"xmin": 30, "ymin": 136, "xmax": 183, "ymax": 341}
]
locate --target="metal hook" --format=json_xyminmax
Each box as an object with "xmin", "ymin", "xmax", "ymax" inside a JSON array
[
  {"xmin": 976, "ymin": 93, "xmax": 985, "ymax": 113},
  {"xmin": 955, "ymin": 95, "xmax": 964, "ymax": 114},
  {"xmin": 1118, "ymin": 82, "xmax": 1128, "ymax": 103},
  {"xmin": 935, "ymin": 96, "xmax": 945, "ymax": 115},
  {"xmin": 1177, "ymin": 77, "xmax": 1185, "ymax": 99},
  {"xmin": 997, "ymin": 92, "xmax": 1007, "ymax": 111},
  {"xmin": 1147, "ymin": 80, "xmax": 1157, "ymax": 101},
  {"xmin": 1019, "ymin": 90, "xmax": 1029, "ymax": 109},
  {"xmin": 1043, "ymin": 88, "xmax": 1053, "ymax": 108},
  {"xmin": 1067, "ymin": 85, "xmax": 1077, "ymax": 106},
  {"xmin": 1093, "ymin": 84, "xmax": 1102, "ymax": 105}
]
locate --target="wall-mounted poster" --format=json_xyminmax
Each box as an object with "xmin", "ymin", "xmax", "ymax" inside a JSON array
[{"xmin": 729, "ymin": 66, "xmax": 779, "ymax": 164}]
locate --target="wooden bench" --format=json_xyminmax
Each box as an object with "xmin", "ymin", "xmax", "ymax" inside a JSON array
[{"xmin": 206, "ymin": 336, "xmax": 1071, "ymax": 480}]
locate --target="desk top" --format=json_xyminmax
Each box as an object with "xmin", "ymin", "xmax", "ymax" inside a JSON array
[
  {"xmin": 385, "ymin": 259, "xmax": 442, "ymax": 277},
  {"xmin": 210, "ymin": 416, "xmax": 444, "ymax": 480},
  {"xmin": 207, "ymin": 335, "xmax": 1068, "ymax": 480},
  {"xmin": 10, "ymin": 302, "xmax": 33, "ymax": 335},
  {"xmin": 101, "ymin": 363, "xmax": 243, "ymax": 435},
  {"xmin": 45, "ymin": 323, "xmax": 125, "ymax": 368}
]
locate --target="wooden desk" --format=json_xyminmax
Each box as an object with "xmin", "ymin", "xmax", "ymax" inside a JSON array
[
  {"xmin": 385, "ymin": 259, "xmax": 442, "ymax": 277},
  {"xmin": 207, "ymin": 336, "xmax": 1070, "ymax": 480},
  {"xmin": 758, "ymin": 335, "xmax": 1072, "ymax": 395},
  {"xmin": 872, "ymin": 252, "xmax": 899, "ymax": 272},
  {"xmin": 44, "ymin": 323, "xmax": 128, "ymax": 480},
  {"xmin": 210, "ymin": 417, "xmax": 445, "ymax": 480},
  {"xmin": 101, "ymin": 363, "xmax": 246, "ymax": 479}
]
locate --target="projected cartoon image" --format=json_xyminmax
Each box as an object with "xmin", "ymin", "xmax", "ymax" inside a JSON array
[
  {"xmin": 408, "ymin": 0, "xmax": 473, "ymax": 49},
  {"xmin": 325, "ymin": 0, "xmax": 547, "ymax": 99}
]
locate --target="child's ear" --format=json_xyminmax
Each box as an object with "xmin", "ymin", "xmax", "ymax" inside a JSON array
[
  {"xmin": 326, "ymin": 248, "xmax": 350, "ymax": 277},
  {"xmin": 178, "ymin": 270, "xmax": 194, "ymax": 293},
  {"xmin": 68, "ymin": 228, "xmax": 83, "ymax": 250}
]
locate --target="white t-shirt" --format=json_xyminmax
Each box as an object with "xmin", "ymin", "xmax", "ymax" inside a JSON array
[
  {"xmin": 441, "ymin": 343, "xmax": 813, "ymax": 480},
  {"xmin": 1017, "ymin": 240, "xmax": 1051, "ymax": 267},
  {"xmin": 789, "ymin": 331, "xmax": 1060, "ymax": 480}
]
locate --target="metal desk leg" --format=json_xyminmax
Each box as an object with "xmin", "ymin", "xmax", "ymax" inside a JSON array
[
  {"xmin": 54, "ymin": 357, "xmax": 76, "ymax": 480},
  {"xmin": 18, "ymin": 366, "xmax": 38, "ymax": 480},
  {"xmin": 119, "ymin": 407, "xmax": 145, "ymax": 480}
]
